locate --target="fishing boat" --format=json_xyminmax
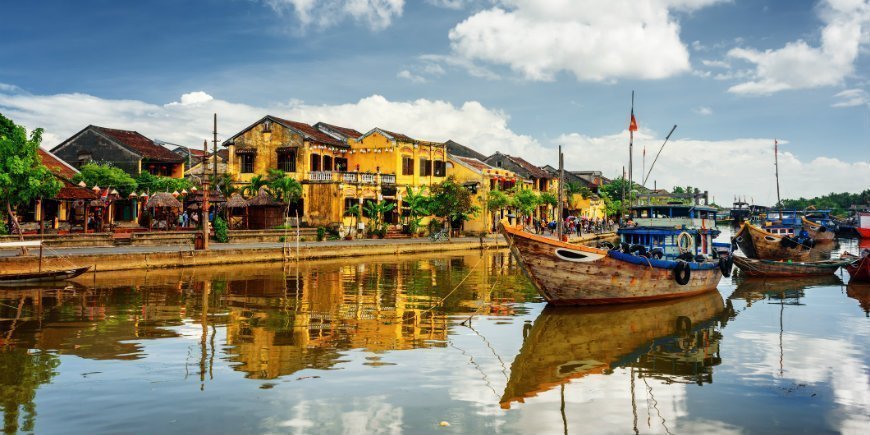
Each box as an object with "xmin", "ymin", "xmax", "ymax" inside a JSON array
[
  {"xmin": 500, "ymin": 290, "xmax": 726, "ymax": 408},
  {"xmin": 842, "ymin": 250, "xmax": 870, "ymax": 282},
  {"xmin": 732, "ymin": 222, "xmax": 814, "ymax": 261},
  {"xmin": 857, "ymin": 212, "xmax": 870, "ymax": 239},
  {"xmin": 500, "ymin": 223, "xmax": 730, "ymax": 305},
  {"xmin": 0, "ymin": 241, "xmax": 90, "ymax": 285},
  {"xmin": 801, "ymin": 215, "xmax": 835, "ymax": 241},
  {"xmin": 733, "ymin": 255, "xmax": 850, "ymax": 277}
]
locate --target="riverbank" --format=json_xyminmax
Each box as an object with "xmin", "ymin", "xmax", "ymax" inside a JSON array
[{"xmin": 0, "ymin": 232, "xmax": 619, "ymax": 273}]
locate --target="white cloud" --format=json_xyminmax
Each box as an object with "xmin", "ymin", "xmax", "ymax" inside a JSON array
[
  {"xmin": 693, "ymin": 106, "xmax": 713, "ymax": 115},
  {"xmin": 727, "ymin": 0, "xmax": 870, "ymax": 95},
  {"xmin": 1, "ymin": 86, "xmax": 867, "ymax": 205},
  {"xmin": 446, "ymin": 0, "xmax": 727, "ymax": 82},
  {"xmin": 831, "ymin": 88, "xmax": 870, "ymax": 107},
  {"xmin": 556, "ymin": 129, "xmax": 870, "ymax": 206},
  {"xmin": 264, "ymin": 0, "xmax": 404, "ymax": 31},
  {"xmin": 397, "ymin": 69, "xmax": 426, "ymax": 83}
]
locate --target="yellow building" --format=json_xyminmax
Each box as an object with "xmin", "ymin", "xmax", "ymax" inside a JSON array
[
  {"xmin": 447, "ymin": 154, "xmax": 520, "ymax": 234},
  {"xmin": 224, "ymin": 116, "xmax": 448, "ymax": 229}
]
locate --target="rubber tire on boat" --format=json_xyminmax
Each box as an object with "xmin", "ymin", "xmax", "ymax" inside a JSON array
[
  {"xmin": 719, "ymin": 256, "xmax": 733, "ymax": 277},
  {"xmin": 674, "ymin": 260, "xmax": 691, "ymax": 285},
  {"xmin": 675, "ymin": 316, "xmax": 692, "ymax": 335}
]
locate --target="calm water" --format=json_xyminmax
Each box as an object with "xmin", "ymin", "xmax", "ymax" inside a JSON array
[{"xmin": 1, "ymin": 239, "xmax": 868, "ymax": 434}]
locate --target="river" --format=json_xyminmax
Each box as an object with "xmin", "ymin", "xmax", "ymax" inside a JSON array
[{"xmin": 0, "ymin": 237, "xmax": 868, "ymax": 434}]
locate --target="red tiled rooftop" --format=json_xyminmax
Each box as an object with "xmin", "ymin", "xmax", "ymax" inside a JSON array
[{"xmin": 93, "ymin": 126, "xmax": 184, "ymax": 163}]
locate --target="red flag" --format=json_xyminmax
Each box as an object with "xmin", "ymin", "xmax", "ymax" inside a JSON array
[{"xmin": 629, "ymin": 111, "xmax": 638, "ymax": 132}]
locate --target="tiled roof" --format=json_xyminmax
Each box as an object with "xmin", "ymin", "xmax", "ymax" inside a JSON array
[
  {"xmin": 445, "ymin": 140, "xmax": 487, "ymax": 160},
  {"xmin": 314, "ymin": 122, "xmax": 363, "ymax": 140},
  {"xmin": 378, "ymin": 129, "xmax": 416, "ymax": 143},
  {"xmin": 505, "ymin": 155, "xmax": 550, "ymax": 179},
  {"xmin": 272, "ymin": 117, "xmax": 347, "ymax": 147},
  {"xmin": 38, "ymin": 148, "xmax": 78, "ymax": 180},
  {"xmin": 93, "ymin": 126, "xmax": 184, "ymax": 163}
]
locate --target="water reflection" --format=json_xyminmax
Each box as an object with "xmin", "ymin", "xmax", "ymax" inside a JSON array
[{"xmin": 501, "ymin": 290, "xmax": 730, "ymax": 409}]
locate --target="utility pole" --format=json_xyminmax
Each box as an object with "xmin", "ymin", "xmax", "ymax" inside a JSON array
[{"xmin": 202, "ymin": 139, "xmax": 210, "ymax": 250}]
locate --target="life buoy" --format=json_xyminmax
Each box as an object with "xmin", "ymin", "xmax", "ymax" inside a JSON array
[
  {"xmin": 676, "ymin": 232, "xmax": 694, "ymax": 254},
  {"xmin": 673, "ymin": 260, "xmax": 691, "ymax": 285},
  {"xmin": 719, "ymin": 256, "xmax": 733, "ymax": 277}
]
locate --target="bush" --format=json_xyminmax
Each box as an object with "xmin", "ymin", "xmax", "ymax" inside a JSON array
[
  {"xmin": 316, "ymin": 227, "xmax": 326, "ymax": 241},
  {"xmin": 213, "ymin": 216, "xmax": 229, "ymax": 243}
]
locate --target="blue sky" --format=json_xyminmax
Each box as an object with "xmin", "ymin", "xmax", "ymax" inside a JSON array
[{"xmin": 1, "ymin": 0, "xmax": 868, "ymax": 204}]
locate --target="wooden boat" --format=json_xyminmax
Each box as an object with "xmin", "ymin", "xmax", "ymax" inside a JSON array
[
  {"xmin": 842, "ymin": 251, "xmax": 870, "ymax": 282},
  {"xmin": 733, "ymin": 255, "xmax": 849, "ymax": 277},
  {"xmin": 500, "ymin": 290, "xmax": 725, "ymax": 408},
  {"xmin": 801, "ymin": 216, "xmax": 835, "ymax": 241},
  {"xmin": 732, "ymin": 222, "xmax": 813, "ymax": 261},
  {"xmin": 500, "ymin": 224, "xmax": 726, "ymax": 305},
  {"xmin": 0, "ymin": 241, "xmax": 90, "ymax": 285}
]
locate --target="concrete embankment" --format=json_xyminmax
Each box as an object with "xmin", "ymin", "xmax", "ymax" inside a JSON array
[{"xmin": 0, "ymin": 232, "xmax": 618, "ymax": 273}]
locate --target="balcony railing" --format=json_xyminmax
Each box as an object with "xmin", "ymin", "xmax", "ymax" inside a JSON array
[{"xmin": 307, "ymin": 171, "xmax": 395, "ymax": 185}]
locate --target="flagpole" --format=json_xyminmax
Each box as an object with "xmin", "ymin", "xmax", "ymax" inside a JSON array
[
  {"xmin": 774, "ymin": 139, "xmax": 781, "ymax": 208},
  {"xmin": 629, "ymin": 91, "xmax": 634, "ymax": 207}
]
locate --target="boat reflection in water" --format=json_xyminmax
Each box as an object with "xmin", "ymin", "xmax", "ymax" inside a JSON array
[{"xmin": 500, "ymin": 290, "xmax": 730, "ymax": 409}]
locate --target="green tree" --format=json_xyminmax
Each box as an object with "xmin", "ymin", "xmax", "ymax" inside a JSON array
[
  {"xmin": 403, "ymin": 186, "xmax": 430, "ymax": 234},
  {"xmin": 0, "ymin": 114, "xmax": 62, "ymax": 249},
  {"xmin": 72, "ymin": 163, "xmax": 138, "ymax": 195},
  {"xmin": 135, "ymin": 171, "xmax": 192, "ymax": 194},
  {"xmin": 266, "ymin": 169, "xmax": 303, "ymax": 220},
  {"xmin": 511, "ymin": 188, "xmax": 541, "ymax": 221},
  {"xmin": 242, "ymin": 175, "xmax": 268, "ymax": 198},
  {"xmin": 429, "ymin": 176, "xmax": 479, "ymax": 234}
]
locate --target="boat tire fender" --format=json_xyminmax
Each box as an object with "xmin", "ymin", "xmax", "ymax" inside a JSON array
[{"xmin": 673, "ymin": 261, "xmax": 691, "ymax": 285}]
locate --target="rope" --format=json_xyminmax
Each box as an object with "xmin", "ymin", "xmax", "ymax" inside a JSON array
[{"xmin": 421, "ymin": 254, "xmax": 484, "ymax": 314}]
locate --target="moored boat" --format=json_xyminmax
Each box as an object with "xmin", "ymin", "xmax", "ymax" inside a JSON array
[
  {"xmin": 842, "ymin": 250, "xmax": 870, "ymax": 282},
  {"xmin": 732, "ymin": 222, "xmax": 813, "ymax": 261},
  {"xmin": 0, "ymin": 241, "xmax": 90, "ymax": 285},
  {"xmin": 801, "ymin": 215, "xmax": 835, "ymax": 241},
  {"xmin": 733, "ymin": 255, "xmax": 850, "ymax": 277},
  {"xmin": 500, "ymin": 290, "xmax": 726, "ymax": 408},
  {"xmin": 500, "ymin": 224, "xmax": 729, "ymax": 305}
]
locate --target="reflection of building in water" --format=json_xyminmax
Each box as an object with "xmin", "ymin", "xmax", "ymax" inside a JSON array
[
  {"xmin": 223, "ymin": 261, "xmax": 453, "ymax": 379},
  {"xmin": 629, "ymin": 323, "xmax": 723, "ymax": 385},
  {"xmin": 501, "ymin": 290, "xmax": 726, "ymax": 408}
]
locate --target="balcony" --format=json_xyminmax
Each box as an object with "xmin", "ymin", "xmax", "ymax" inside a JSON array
[{"xmin": 307, "ymin": 171, "xmax": 396, "ymax": 185}]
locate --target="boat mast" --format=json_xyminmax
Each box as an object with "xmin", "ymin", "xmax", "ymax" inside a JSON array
[{"xmin": 774, "ymin": 139, "xmax": 781, "ymax": 208}]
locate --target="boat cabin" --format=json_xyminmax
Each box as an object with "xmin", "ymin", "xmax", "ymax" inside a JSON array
[{"xmin": 620, "ymin": 205, "xmax": 721, "ymax": 260}]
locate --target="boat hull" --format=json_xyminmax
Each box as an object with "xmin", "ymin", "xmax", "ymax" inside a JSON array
[
  {"xmin": 733, "ymin": 223, "xmax": 813, "ymax": 261},
  {"xmin": 733, "ymin": 255, "xmax": 848, "ymax": 277},
  {"xmin": 500, "ymin": 290, "xmax": 725, "ymax": 408},
  {"xmin": 801, "ymin": 216, "xmax": 835, "ymax": 241},
  {"xmin": 0, "ymin": 266, "xmax": 90, "ymax": 285},
  {"xmin": 501, "ymin": 224, "xmax": 722, "ymax": 305}
]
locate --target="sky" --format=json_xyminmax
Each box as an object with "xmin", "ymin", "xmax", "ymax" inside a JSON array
[{"xmin": 1, "ymin": 0, "xmax": 868, "ymax": 206}]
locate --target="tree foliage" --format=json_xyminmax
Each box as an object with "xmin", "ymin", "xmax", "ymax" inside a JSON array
[
  {"xmin": 135, "ymin": 171, "xmax": 192, "ymax": 194},
  {"xmin": 0, "ymin": 114, "xmax": 62, "ymax": 239},
  {"xmin": 781, "ymin": 189, "xmax": 870, "ymax": 217},
  {"xmin": 72, "ymin": 163, "xmax": 137, "ymax": 195}
]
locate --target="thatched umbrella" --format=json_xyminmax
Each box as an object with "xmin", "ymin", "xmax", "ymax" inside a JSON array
[
  {"xmin": 246, "ymin": 187, "xmax": 285, "ymax": 229},
  {"xmin": 226, "ymin": 193, "xmax": 250, "ymax": 229},
  {"xmin": 146, "ymin": 192, "xmax": 183, "ymax": 230}
]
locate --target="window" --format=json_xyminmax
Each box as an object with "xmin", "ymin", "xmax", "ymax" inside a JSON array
[
  {"xmin": 434, "ymin": 160, "xmax": 446, "ymax": 177},
  {"xmin": 240, "ymin": 154, "xmax": 255, "ymax": 173},
  {"xmin": 420, "ymin": 158, "xmax": 432, "ymax": 176},
  {"xmin": 402, "ymin": 156, "xmax": 414, "ymax": 175},
  {"xmin": 278, "ymin": 149, "xmax": 296, "ymax": 172},
  {"xmin": 335, "ymin": 157, "xmax": 348, "ymax": 172},
  {"xmin": 322, "ymin": 155, "xmax": 333, "ymax": 171},
  {"xmin": 310, "ymin": 153, "xmax": 321, "ymax": 171}
]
